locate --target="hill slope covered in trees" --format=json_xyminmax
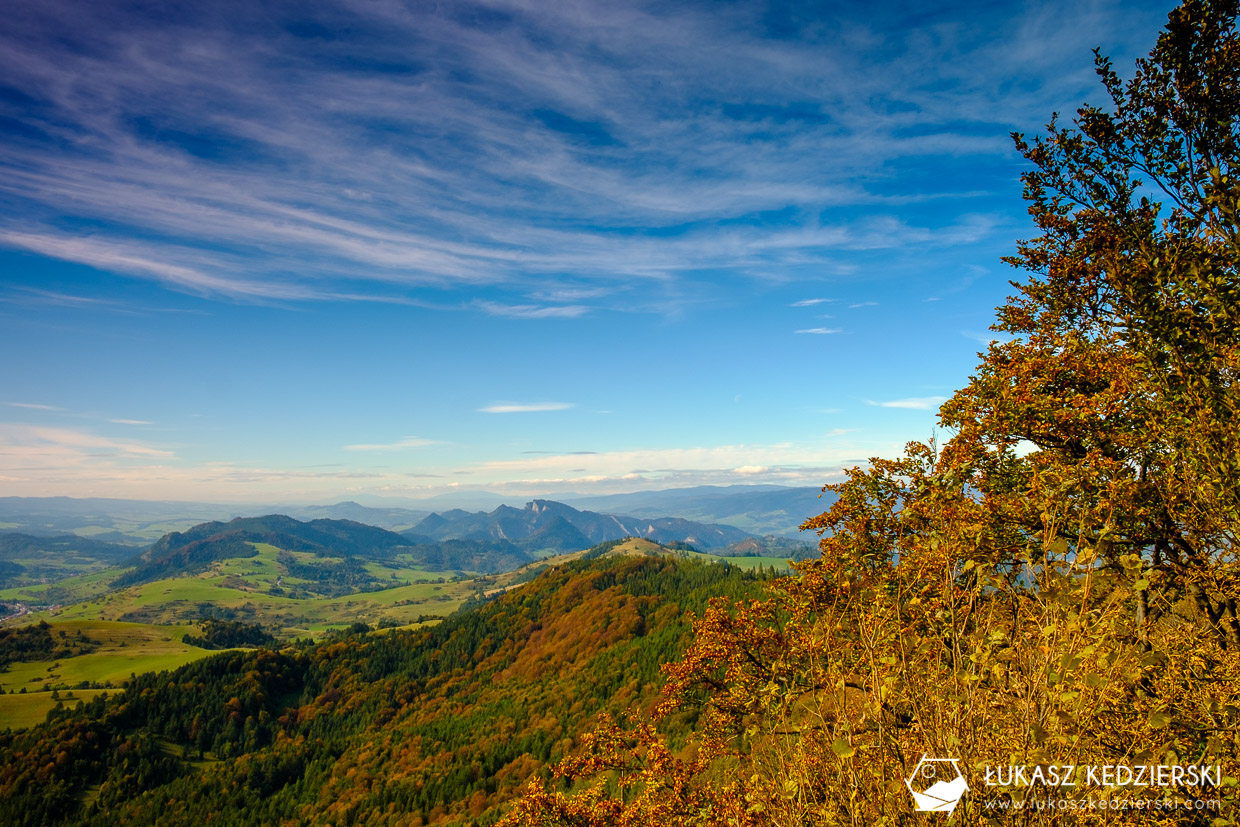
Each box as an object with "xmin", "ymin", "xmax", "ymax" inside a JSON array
[{"xmin": 0, "ymin": 553, "xmax": 767, "ymax": 826}]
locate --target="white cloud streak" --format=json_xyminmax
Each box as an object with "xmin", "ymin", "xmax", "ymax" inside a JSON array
[
  {"xmin": 867, "ymin": 396, "xmax": 948, "ymax": 410},
  {"xmin": 478, "ymin": 403, "xmax": 575, "ymax": 414},
  {"xmin": 0, "ymin": 423, "xmax": 174, "ymax": 461},
  {"xmin": 476, "ymin": 301, "xmax": 590, "ymax": 319},
  {"xmin": 7, "ymin": 402, "xmax": 63, "ymax": 411},
  {"xmin": 342, "ymin": 436, "xmax": 439, "ymax": 452},
  {"xmin": 0, "ymin": 429, "xmax": 900, "ymax": 502}
]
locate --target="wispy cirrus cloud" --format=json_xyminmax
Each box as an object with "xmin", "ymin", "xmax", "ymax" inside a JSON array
[
  {"xmin": 475, "ymin": 301, "xmax": 590, "ymax": 319},
  {"xmin": 790, "ymin": 298, "xmax": 834, "ymax": 307},
  {"xmin": 0, "ymin": 423, "xmax": 174, "ymax": 461},
  {"xmin": 867, "ymin": 396, "xmax": 948, "ymax": 410},
  {"xmin": 5, "ymin": 287, "xmax": 130, "ymax": 310},
  {"xmin": 0, "ymin": 0, "xmax": 1169, "ymax": 314},
  {"xmin": 108, "ymin": 418, "xmax": 153, "ymax": 426},
  {"xmin": 478, "ymin": 402, "xmax": 575, "ymax": 414},
  {"xmin": 7, "ymin": 402, "xmax": 63, "ymax": 411},
  {"xmin": 0, "ymin": 231, "xmax": 307, "ymax": 301},
  {"xmin": 795, "ymin": 327, "xmax": 842, "ymax": 335},
  {"xmin": 962, "ymin": 329, "xmax": 1018, "ymax": 346},
  {"xmin": 521, "ymin": 450, "xmax": 598, "ymax": 455}
]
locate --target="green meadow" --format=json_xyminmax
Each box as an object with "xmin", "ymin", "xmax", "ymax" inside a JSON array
[
  {"xmin": 0, "ymin": 688, "xmax": 115, "ymax": 731},
  {"xmin": 684, "ymin": 550, "xmax": 792, "ymax": 572},
  {"xmin": 0, "ymin": 620, "xmax": 211, "ymax": 695}
]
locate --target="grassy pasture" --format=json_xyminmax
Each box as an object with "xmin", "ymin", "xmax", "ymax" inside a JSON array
[
  {"xmin": 683, "ymin": 550, "xmax": 793, "ymax": 572},
  {"xmin": 559, "ymin": 537, "xmax": 792, "ymax": 571},
  {"xmin": 362, "ymin": 558, "xmax": 443, "ymax": 583},
  {"xmin": 0, "ymin": 620, "xmax": 213, "ymax": 695},
  {"xmin": 0, "ymin": 688, "xmax": 114, "ymax": 731}
]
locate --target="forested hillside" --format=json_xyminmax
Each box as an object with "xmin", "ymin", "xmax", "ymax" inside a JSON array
[{"xmin": 0, "ymin": 554, "xmax": 766, "ymax": 826}]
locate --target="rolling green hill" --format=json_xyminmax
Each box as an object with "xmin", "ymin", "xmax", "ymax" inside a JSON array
[
  {"xmin": 0, "ymin": 497, "xmax": 432, "ymax": 546},
  {"xmin": 112, "ymin": 514, "xmax": 544, "ymax": 591},
  {"xmin": 0, "ymin": 527, "xmax": 791, "ymax": 734},
  {"xmin": 0, "ymin": 510, "xmax": 781, "ymax": 640},
  {"xmin": 114, "ymin": 515, "xmax": 420, "ymax": 587}
]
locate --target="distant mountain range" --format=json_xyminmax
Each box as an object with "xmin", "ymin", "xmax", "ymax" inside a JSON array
[
  {"xmin": 0, "ymin": 497, "xmax": 242, "ymax": 546},
  {"xmin": 278, "ymin": 501, "xmax": 430, "ymax": 529},
  {"xmin": 560, "ymin": 485, "xmax": 833, "ymax": 537},
  {"xmin": 405, "ymin": 499, "xmax": 755, "ymax": 550},
  {"xmin": 0, "ymin": 484, "xmax": 831, "ymax": 549},
  {"xmin": 110, "ymin": 499, "xmax": 776, "ymax": 589},
  {"xmin": 145, "ymin": 514, "xmax": 412, "ymax": 561},
  {"xmin": 0, "ymin": 497, "xmax": 431, "ymax": 545}
]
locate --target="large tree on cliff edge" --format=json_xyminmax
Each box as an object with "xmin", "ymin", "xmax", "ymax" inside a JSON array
[{"xmin": 939, "ymin": 0, "xmax": 1240, "ymax": 652}]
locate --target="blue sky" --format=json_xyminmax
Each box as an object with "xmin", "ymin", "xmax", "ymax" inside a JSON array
[{"xmin": 0, "ymin": 0, "xmax": 1176, "ymax": 503}]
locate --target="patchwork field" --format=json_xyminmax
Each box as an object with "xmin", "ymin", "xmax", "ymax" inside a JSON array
[{"xmin": 6, "ymin": 543, "xmax": 479, "ymax": 634}]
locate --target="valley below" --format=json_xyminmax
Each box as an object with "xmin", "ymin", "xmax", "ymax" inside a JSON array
[
  {"xmin": 0, "ymin": 490, "xmax": 813, "ymax": 759},
  {"xmin": 0, "ymin": 500, "xmax": 790, "ymax": 825}
]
